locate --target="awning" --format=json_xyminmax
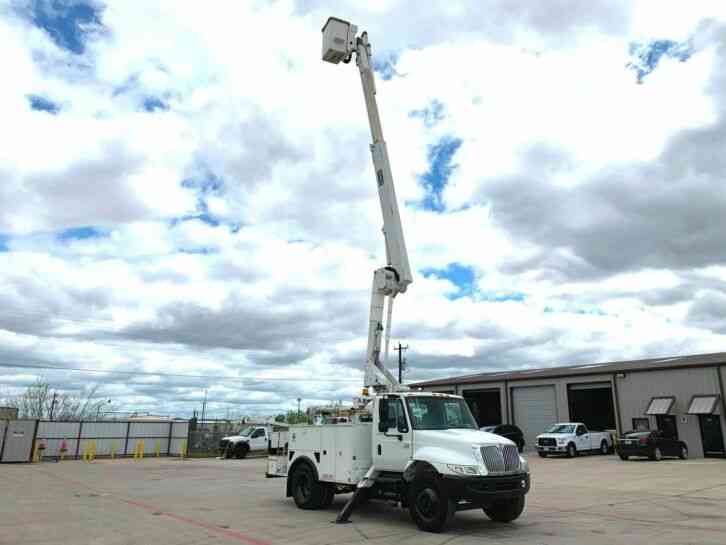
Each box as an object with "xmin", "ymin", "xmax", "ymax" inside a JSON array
[
  {"xmin": 687, "ymin": 395, "xmax": 720, "ymax": 415},
  {"xmin": 645, "ymin": 396, "xmax": 675, "ymax": 415}
]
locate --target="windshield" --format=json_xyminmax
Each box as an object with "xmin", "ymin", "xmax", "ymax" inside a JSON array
[
  {"xmin": 406, "ymin": 397, "xmax": 478, "ymax": 430},
  {"xmin": 547, "ymin": 424, "xmax": 576, "ymax": 434},
  {"xmin": 237, "ymin": 426, "xmax": 254, "ymax": 436}
]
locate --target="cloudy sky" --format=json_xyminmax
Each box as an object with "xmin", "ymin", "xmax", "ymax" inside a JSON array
[{"xmin": 2, "ymin": 0, "xmax": 726, "ymax": 418}]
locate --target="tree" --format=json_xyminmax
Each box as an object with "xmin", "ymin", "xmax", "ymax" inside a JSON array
[{"xmin": 1, "ymin": 379, "xmax": 117, "ymax": 421}]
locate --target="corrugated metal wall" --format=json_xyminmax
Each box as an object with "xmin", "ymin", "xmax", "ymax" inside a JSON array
[{"xmin": 32, "ymin": 420, "xmax": 189, "ymax": 458}]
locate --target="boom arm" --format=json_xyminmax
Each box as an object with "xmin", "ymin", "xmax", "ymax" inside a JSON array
[{"xmin": 322, "ymin": 19, "xmax": 412, "ymax": 392}]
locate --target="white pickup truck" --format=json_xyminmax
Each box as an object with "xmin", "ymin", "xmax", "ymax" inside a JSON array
[
  {"xmin": 536, "ymin": 423, "xmax": 613, "ymax": 458},
  {"xmin": 220, "ymin": 424, "xmax": 288, "ymax": 459}
]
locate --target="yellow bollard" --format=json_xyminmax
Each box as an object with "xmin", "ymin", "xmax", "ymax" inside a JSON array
[
  {"xmin": 134, "ymin": 440, "xmax": 145, "ymax": 460},
  {"xmin": 180, "ymin": 440, "xmax": 187, "ymax": 460},
  {"xmin": 155, "ymin": 440, "xmax": 161, "ymax": 458},
  {"xmin": 32, "ymin": 441, "xmax": 40, "ymax": 463},
  {"xmin": 111, "ymin": 442, "xmax": 117, "ymax": 460}
]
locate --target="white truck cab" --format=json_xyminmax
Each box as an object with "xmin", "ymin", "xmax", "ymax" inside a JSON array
[
  {"xmin": 267, "ymin": 392, "xmax": 530, "ymax": 532},
  {"xmin": 536, "ymin": 422, "xmax": 613, "ymax": 458}
]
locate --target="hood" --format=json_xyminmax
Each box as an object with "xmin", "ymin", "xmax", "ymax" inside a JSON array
[
  {"xmin": 537, "ymin": 433, "xmax": 569, "ymax": 440},
  {"xmin": 222, "ymin": 435, "xmax": 249, "ymax": 442},
  {"xmin": 413, "ymin": 429, "xmax": 516, "ymax": 466}
]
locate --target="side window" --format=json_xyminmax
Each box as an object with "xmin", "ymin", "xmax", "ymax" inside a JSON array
[
  {"xmin": 379, "ymin": 398, "xmax": 406, "ymax": 431},
  {"xmin": 252, "ymin": 428, "xmax": 265, "ymax": 438},
  {"xmin": 576, "ymin": 425, "xmax": 586, "ymax": 436}
]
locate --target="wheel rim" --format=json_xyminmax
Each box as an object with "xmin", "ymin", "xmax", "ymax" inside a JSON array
[
  {"xmin": 601, "ymin": 443, "xmax": 607, "ymax": 454},
  {"xmin": 415, "ymin": 488, "xmax": 440, "ymax": 522},
  {"xmin": 569, "ymin": 445, "xmax": 575, "ymax": 456},
  {"xmin": 655, "ymin": 448, "xmax": 662, "ymax": 460},
  {"xmin": 682, "ymin": 447, "xmax": 688, "ymax": 459}
]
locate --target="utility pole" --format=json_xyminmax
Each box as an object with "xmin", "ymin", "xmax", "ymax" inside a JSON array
[
  {"xmin": 49, "ymin": 392, "xmax": 57, "ymax": 421},
  {"xmin": 297, "ymin": 398, "xmax": 302, "ymax": 417},
  {"xmin": 395, "ymin": 343, "xmax": 408, "ymax": 384},
  {"xmin": 200, "ymin": 389, "xmax": 208, "ymax": 423}
]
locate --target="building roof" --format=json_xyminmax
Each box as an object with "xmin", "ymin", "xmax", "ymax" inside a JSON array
[{"xmin": 410, "ymin": 351, "xmax": 726, "ymax": 388}]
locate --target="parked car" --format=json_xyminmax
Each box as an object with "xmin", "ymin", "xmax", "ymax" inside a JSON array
[
  {"xmin": 536, "ymin": 423, "xmax": 613, "ymax": 457},
  {"xmin": 480, "ymin": 424, "xmax": 525, "ymax": 452},
  {"xmin": 616, "ymin": 430, "xmax": 688, "ymax": 461}
]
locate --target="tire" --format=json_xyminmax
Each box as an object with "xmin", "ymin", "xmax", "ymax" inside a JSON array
[
  {"xmin": 567, "ymin": 443, "xmax": 577, "ymax": 458},
  {"xmin": 291, "ymin": 463, "xmax": 324, "ymax": 509},
  {"xmin": 483, "ymin": 496, "xmax": 525, "ymax": 523},
  {"xmin": 538, "ymin": 452, "xmax": 547, "ymax": 458},
  {"xmin": 408, "ymin": 479, "xmax": 456, "ymax": 533},
  {"xmin": 650, "ymin": 447, "xmax": 662, "ymax": 461},
  {"xmin": 679, "ymin": 446, "xmax": 688, "ymax": 460},
  {"xmin": 600, "ymin": 441, "xmax": 608, "ymax": 455},
  {"xmin": 618, "ymin": 453, "xmax": 628, "ymax": 461},
  {"xmin": 319, "ymin": 484, "xmax": 335, "ymax": 509},
  {"xmin": 234, "ymin": 443, "xmax": 249, "ymax": 459}
]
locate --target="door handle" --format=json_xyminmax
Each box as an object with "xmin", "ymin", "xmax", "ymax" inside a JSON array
[{"xmin": 377, "ymin": 444, "xmax": 381, "ymax": 455}]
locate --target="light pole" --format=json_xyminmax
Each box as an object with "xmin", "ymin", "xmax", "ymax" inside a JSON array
[{"xmin": 297, "ymin": 397, "xmax": 302, "ymax": 418}]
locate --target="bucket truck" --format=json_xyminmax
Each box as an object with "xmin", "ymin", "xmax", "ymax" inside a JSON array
[{"xmin": 265, "ymin": 17, "xmax": 530, "ymax": 533}]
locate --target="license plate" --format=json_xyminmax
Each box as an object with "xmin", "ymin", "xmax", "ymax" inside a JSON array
[{"xmin": 546, "ymin": 447, "xmax": 554, "ymax": 451}]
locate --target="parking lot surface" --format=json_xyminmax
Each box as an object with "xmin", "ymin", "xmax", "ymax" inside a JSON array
[{"xmin": 1, "ymin": 453, "xmax": 725, "ymax": 545}]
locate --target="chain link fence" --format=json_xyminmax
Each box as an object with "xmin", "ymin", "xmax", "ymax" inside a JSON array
[{"xmin": 187, "ymin": 420, "xmax": 239, "ymax": 457}]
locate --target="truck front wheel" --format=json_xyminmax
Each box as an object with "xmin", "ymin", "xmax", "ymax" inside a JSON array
[
  {"xmin": 566, "ymin": 443, "xmax": 577, "ymax": 458},
  {"xmin": 483, "ymin": 496, "xmax": 525, "ymax": 523},
  {"xmin": 408, "ymin": 479, "xmax": 455, "ymax": 533},
  {"xmin": 291, "ymin": 464, "xmax": 324, "ymax": 509},
  {"xmin": 234, "ymin": 443, "xmax": 249, "ymax": 459}
]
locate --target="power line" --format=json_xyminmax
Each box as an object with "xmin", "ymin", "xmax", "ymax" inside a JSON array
[{"xmin": 0, "ymin": 361, "xmax": 361, "ymax": 383}]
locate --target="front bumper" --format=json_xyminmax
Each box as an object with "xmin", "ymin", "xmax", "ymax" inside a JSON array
[
  {"xmin": 441, "ymin": 473, "xmax": 530, "ymax": 505},
  {"xmin": 537, "ymin": 444, "xmax": 567, "ymax": 453}
]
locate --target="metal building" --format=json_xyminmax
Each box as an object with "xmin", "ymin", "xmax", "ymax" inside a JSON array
[{"xmin": 411, "ymin": 352, "xmax": 726, "ymax": 458}]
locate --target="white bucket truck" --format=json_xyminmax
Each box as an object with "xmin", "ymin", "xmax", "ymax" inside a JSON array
[{"xmin": 266, "ymin": 18, "xmax": 530, "ymax": 533}]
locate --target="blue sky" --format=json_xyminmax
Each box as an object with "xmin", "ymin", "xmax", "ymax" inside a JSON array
[{"xmin": 1, "ymin": 1, "xmax": 725, "ymax": 418}]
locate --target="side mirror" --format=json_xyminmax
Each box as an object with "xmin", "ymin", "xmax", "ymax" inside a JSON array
[
  {"xmin": 397, "ymin": 419, "xmax": 409, "ymax": 434},
  {"xmin": 378, "ymin": 421, "xmax": 387, "ymax": 433}
]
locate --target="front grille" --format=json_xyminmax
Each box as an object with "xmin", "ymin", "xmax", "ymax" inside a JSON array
[
  {"xmin": 538, "ymin": 437, "xmax": 556, "ymax": 447},
  {"xmin": 480, "ymin": 445, "xmax": 520, "ymax": 475}
]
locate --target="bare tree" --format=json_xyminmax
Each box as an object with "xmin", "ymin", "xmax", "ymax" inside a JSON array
[{"xmin": 1, "ymin": 379, "xmax": 117, "ymax": 420}]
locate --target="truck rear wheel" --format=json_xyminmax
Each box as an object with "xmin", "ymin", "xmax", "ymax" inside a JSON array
[
  {"xmin": 483, "ymin": 496, "xmax": 525, "ymax": 523},
  {"xmin": 291, "ymin": 464, "xmax": 324, "ymax": 509},
  {"xmin": 407, "ymin": 479, "xmax": 455, "ymax": 533},
  {"xmin": 600, "ymin": 441, "xmax": 608, "ymax": 455}
]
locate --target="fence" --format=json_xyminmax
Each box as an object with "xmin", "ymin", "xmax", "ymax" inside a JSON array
[
  {"xmin": 31, "ymin": 419, "xmax": 189, "ymax": 460},
  {"xmin": 186, "ymin": 420, "xmax": 239, "ymax": 457}
]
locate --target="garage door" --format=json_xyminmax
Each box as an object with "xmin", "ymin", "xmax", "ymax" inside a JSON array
[{"xmin": 512, "ymin": 386, "xmax": 557, "ymax": 451}]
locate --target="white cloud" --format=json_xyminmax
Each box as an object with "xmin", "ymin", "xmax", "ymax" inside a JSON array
[{"xmin": 2, "ymin": 1, "xmax": 726, "ymax": 416}]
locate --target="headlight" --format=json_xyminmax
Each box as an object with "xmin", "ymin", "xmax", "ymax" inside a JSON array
[
  {"xmin": 519, "ymin": 456, "xmax": 529, "ymax": 473},
  {"xmin": 446, "ymin": 464, "xmax": 480, "ymax": 475},
  {"xmin": 557, "ymin": 439, "xmax": 567, "ymax": 445}
]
